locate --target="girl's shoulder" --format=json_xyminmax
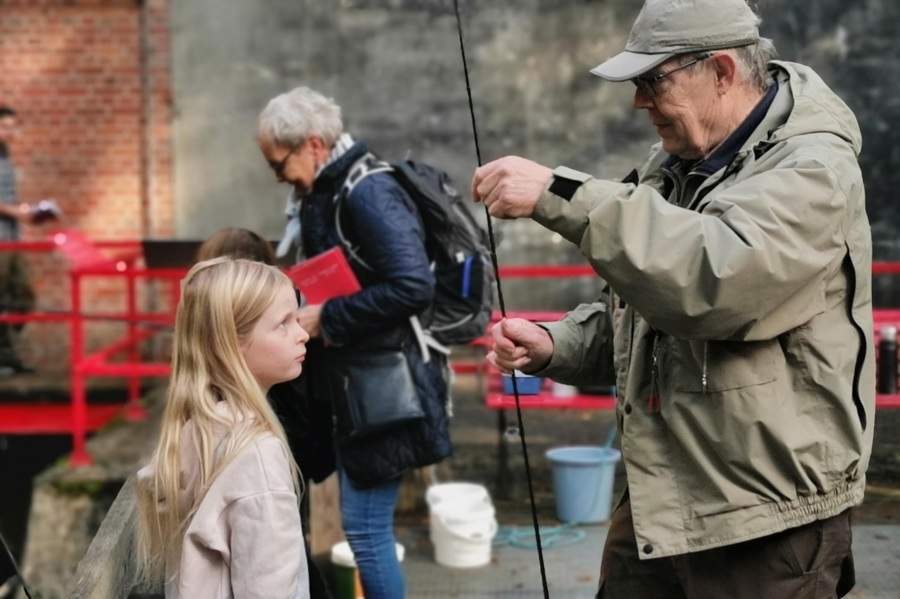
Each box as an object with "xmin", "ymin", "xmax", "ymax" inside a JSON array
[{"xmin": 216, "ymin": 433, "xmax": 294, "ymax": 498}]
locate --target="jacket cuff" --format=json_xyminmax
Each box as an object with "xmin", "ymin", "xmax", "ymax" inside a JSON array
[
  {"xmin": 530, "ymin": 320, "xmax": 582, "ymax": 379},
  {"xmin": 533, "ymin": 166, "xmax": 595, "ymax": 245}
]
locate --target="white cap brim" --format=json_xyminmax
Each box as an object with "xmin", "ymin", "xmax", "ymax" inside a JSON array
[{"xmin": 590, "ymin": 50, "xmax": 676, "ymax": 82}]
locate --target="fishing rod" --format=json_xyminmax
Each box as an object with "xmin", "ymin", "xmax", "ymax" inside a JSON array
[
  {"xmin": 451, "ymin": 2, "xmax": 551, "ymax": 597},
  {"xmin": 0, "ymin": 530, "xmax": 33, "ymax": 599}
]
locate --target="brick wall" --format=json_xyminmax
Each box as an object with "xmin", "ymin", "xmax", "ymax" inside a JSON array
[{"xmin": 0, "ymin": 0, "xmax": 172, "ymax": 375}]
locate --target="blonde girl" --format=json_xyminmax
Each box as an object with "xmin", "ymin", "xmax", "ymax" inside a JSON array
[{"xmin": 136, "ymin": 258, "xmax": 310, "ymax": 598}]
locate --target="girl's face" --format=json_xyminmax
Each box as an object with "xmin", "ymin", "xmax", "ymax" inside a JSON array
[{"xmin": 241, "ymin": 284, "xmax": 309, "ymax": 393}]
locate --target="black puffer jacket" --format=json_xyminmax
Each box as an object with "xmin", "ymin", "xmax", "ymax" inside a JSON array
[{"xmin": 298, "ymin": 140, "xmax": 452, "ymax": 488}]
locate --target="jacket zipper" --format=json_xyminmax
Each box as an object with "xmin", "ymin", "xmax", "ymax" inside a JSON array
[
  {"xmin": 648, "ymin": 331, "xmax": 661, "ymax": 412},
  {"xmin": 702, "ymin": 342, "xmax": 709, "ymax": 393}
]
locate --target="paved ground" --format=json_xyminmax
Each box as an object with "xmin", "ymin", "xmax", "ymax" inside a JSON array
[
  {"xmin": 396, "ymin": 521, "xmax": 900, "ymax": 598},
  {"xmin": 387, "ymin": 373, "xmax": 900, "ymax": 598},
  {"xmin": 4, "ymin": 370, "xmax": 900, "ymax": 598}
]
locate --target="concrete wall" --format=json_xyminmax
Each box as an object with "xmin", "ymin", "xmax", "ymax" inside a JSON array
[
  {"xmin": 170, "ymin": 0, "xmax": 900, "ymax": 305},
  {"xmin": 170, "ymin": 1, "xmax": 644, "ymax": 239}
]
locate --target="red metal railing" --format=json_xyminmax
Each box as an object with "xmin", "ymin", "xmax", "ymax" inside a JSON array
[
  {"xmin": 0, "ymin": 237, "xmax": 186, "ymax": 465},
  {"xmin": 1, "ymin": 240, "xmax": 899, "ymax": 466}
]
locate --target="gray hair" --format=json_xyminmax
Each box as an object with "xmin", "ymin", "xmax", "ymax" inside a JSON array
[
  {"xmin": 726, "ymin": 38, "xmax": 778, "ymax": 92},
  {"xmin": 257, "ymin": 86, "xmax": 343, "ymax": 148},
  {"xmin": 680, "ymin": 38, "xmax": 776, "ymax": 94}
]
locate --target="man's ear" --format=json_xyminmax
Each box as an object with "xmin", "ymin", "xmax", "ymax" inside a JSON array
[{"xmin": 711, "ymin": 52, "xmax": 737, "ymax": 94}]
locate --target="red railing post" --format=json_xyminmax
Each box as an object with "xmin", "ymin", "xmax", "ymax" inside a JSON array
[
  {"xmin": 69, "ymin": 270, "xmax": 91, "ymax": 467},
  {"xmin": 124, "ymin": 264, "xmax": 147, "ymax": 421}
]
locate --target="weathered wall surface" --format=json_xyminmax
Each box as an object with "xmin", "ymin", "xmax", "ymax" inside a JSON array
[
  {"xmin": 170, "ymin": 0, "xmax": 900, "ymax": 307},
  {"xmin": 171, "ymin": 0, "xmax": 651, "ymax": 246}
]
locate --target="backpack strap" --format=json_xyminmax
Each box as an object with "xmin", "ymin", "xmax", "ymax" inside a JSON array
[
  {"xmin": 334, "ymin": 153, "xmax": 448, "ymax": 363},
  {"xmin": 334, "ymin": 153, "xmax": 393, "ymax": 272}
]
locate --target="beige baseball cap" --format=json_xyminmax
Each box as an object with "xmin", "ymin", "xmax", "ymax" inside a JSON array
[{"xmin": 591, "ymin": 0, "xmax": 760, "ymax": 82}]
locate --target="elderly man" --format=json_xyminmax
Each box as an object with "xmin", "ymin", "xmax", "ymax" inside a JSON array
[{"xmin": 472, "ymin": 0, "xmax": 872, "ymax": 597}]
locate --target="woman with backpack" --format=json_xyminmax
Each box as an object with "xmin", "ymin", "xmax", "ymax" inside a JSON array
[{"xmin": 257, "ymin": 86, "xmax": 453, "ymax": 599}]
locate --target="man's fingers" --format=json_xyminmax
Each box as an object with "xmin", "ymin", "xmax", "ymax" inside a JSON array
[
  {"xmin": 472, "ymin": 160, "xmax": 502, "ymax": 203},
  {"xmin": 500, "ymin": 317, "xmax": 535, "ymax": 346},
  {"xmin": 487, "ymin": 350, "xmax": 531, "ymax": 374}
]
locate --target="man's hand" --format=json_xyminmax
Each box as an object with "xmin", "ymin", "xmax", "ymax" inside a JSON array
[
  {"xmin": 471, "ymin": 156, "xmax": 553, "ymax": 219},
  {"xmin": 488, "ymin": 318, "xmax": 554, "ymax": 374},
  {"xmin": 298, "ymin": 304, "xmax": 323, "ymax": 339}
]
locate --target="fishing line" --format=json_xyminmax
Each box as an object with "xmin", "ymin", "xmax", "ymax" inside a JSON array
[{"xmin": 452, "ymin": 1, "xmax": 550, "ymax": 597}]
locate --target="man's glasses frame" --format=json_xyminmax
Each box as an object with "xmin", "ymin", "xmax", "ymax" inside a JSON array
[{"xmin": 632, "ymin": 52, "xmax": 714, "ymax": 97}]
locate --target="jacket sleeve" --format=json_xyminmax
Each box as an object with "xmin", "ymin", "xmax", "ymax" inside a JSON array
[
  {"xmin": 227, "ymin": 447, "xmax": 309, "ymax": 599},
  {"xmin": 534, "ymin": 300, "xmax": 617, "ymax": 387},
  {"xmin": 320, "ymin": 174, "xmax": 435, "ymax": 346},
  {"xmin": 533, "ymin": 141, "xmax": 860, "ymax": 341}
]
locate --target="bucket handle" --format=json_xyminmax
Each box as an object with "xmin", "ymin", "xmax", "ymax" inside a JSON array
[{"xmin": 436, "ymin": 515, "xmax": 498, "ymax": 542}]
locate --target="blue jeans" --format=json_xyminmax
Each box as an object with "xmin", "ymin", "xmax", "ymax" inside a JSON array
[{"xmin": 339, "ymin": 466, "xmax": 404, "ymax": 599}]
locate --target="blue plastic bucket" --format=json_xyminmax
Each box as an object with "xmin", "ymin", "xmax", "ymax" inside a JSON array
[{"xmin": 545, "ymin": 446, "xmax": 621, "ymax": 523}]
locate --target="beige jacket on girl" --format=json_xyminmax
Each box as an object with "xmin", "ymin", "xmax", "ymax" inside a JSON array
[{"xmin": 139, "ymin": 402, "xmax": 309, "ymax": 599}]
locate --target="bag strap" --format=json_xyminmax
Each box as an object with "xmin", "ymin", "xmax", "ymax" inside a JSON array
[
  {"xmin": 334, "ymin": 154, "xmax": 448, "ymax": 363},
  {"xmin": 334, "ymin": 153, "xmax": 393, "ymax": 273}
]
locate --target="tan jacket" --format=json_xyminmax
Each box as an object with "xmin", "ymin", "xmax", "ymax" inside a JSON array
[
  {"xmin": 138, "ymin": 404, "xmax": 309, "ymax": 598},
  {"xmin": 533, "ymin": 62, "xmax": 874, "ymax": 558}
]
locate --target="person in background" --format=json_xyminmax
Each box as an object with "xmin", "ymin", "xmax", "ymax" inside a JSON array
[
  {"xmin": 195, "ymin": 226, "xmax": 333, "ymax": 599},
  {"xmin": 135, "ymin": 258, "xmax": 311, "ymax": 599},
  {"xmin": 472, "ymin": 0, "xmax": 872, "ymax": 597},
  {"xmin": 257, "ymin": 86, "xmax": 452, "ymax": 599},
  {"xmin": 0, "ymin": 105, "xmax": 59, "ymax": 376},
  {"xmin": 196, "ymin": 226, "xmax": 277, "ymax": 265}
]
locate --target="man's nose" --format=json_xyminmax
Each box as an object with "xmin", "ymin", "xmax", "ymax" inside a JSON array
[{"xmin": 632, "ymin": 87, "xmax": 653, "ymax": 110}]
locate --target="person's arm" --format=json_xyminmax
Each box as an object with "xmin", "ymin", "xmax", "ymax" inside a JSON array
[
  {"xmin": 319, "ymin": 175, "xmax": 434, "ymax": 346},
  {"xmin": 531, "ymin": 146, "xmax": 854, "ymax": 341},
  {"xmin": 474, "ymin": 142, "xmax": 859, "ymax": 342},
  {"xmin": 0, "ymin": 202, "xmax": 33, "ymax": 223},
  {"xmin": 535, "ymin": 301, "xmax": 617, "ymax": 387},
  {"xmin": 489, "ymin": 301, "xmax": 616, "ymax": 388},
  {"xmin": 228, "ymin": 440, "xmax": 309, "ymax": 599}
]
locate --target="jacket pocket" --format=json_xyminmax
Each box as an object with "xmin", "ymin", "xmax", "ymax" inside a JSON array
[{"xmin": 669, "ymin": 338, "xmax": 778, "ymax": 393}]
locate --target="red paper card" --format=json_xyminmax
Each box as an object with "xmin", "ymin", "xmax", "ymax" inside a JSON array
[{"xmin": 286, "ymin": 247, "xmax": 361, "ymax": 304}]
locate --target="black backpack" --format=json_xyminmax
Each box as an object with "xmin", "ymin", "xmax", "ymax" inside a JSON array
[{"xmin": 336, "ymin": 153, "xmax": 494, "ymax": 347}]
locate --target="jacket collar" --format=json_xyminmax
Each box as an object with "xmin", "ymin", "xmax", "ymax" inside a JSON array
[
  {"xmin": 663, "ymin": 81, "xmax": 779, "ymax": 176},
  {"xmin": 311, "ymin": 140, "xmax": 370, "ymax": 197}
]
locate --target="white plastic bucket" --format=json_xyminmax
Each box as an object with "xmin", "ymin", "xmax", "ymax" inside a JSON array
[
  {"xmin": 426, "ymin": 482, "xmax": 491, "ymax": 514},
  {"xmin": 431, "ymin": 501, "xmax": 497, "ymax": 568},
  {"xmin": 426, "ymin": 483, "xmax": 496, "ymax": 568}
]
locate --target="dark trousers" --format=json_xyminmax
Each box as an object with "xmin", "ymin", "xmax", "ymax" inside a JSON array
[
  {"xmin": 597, "ymin": 493, "xmax": 855, "ymax": 599},
  {"xmin": 0, "ymin": 252, "xmax": 34, "ymax": 363}
]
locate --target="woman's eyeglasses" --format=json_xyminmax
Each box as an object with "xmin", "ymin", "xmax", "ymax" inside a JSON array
[{"xmin": 269, "ymin": 143, "xmax": 301, "ymax": 176}]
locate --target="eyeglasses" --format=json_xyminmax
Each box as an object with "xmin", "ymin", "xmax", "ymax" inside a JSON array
[
  {"xmin": 632, "ymin": 53, "xmax": 713, "ymax": 97},
  {"xmin": 269, "ymin": 142, "xmax": 301, "ymax": 177}
]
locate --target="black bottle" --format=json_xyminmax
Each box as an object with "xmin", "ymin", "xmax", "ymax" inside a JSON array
[{"xmin": 878, "ymin": 325, "xmax": 897, "ymax": 394}]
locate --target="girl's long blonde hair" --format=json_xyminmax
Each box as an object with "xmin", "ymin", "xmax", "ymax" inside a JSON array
[{"xmin": 136, "ymin": 257, "xmax": 301, "ymax": 582}]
